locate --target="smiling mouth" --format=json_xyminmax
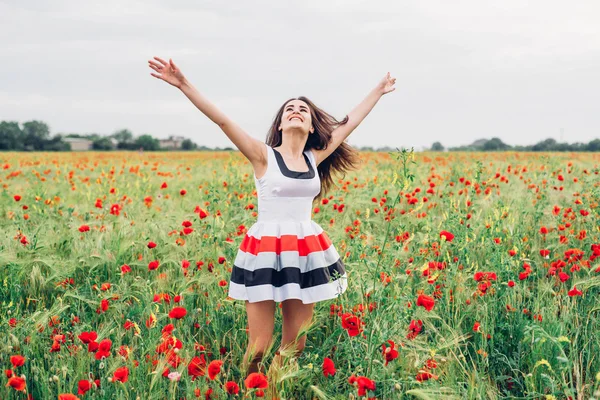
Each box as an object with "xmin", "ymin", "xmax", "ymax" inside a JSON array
[{"xmin": 290, "ymin": 117, "xmax": 302, "ymax": 122}]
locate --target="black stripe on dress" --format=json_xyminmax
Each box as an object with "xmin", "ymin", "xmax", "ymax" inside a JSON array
[
  {"xmin": 231, "ymin": 259, "xmax": 346, "ymax": 288},
  {"xmin": 272, "ymin": 147, "xmax": 315, "ymax": 179}
]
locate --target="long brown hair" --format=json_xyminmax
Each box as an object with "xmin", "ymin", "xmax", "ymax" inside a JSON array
[{"xmin": 265, "ymin": 96, "xmax": 362, "ymax": 204}]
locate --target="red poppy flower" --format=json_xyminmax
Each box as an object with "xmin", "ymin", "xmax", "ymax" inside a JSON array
[
  {"xmin": 6, "ymin": 376, "xmax": 26, "ymax": 391},
  {"xmin": 77, "ymin": 380, "xmax": 92, "ymax": 395},
  {"xmin": 95, "ymin": 339, "xmax": 112, "ymax": 359},
  {"xmin": 568, "ymin": 286, "xmax": 582, "ymax": 297},
  {"xmin": 416, "ymin": 294, "xmax": 435, "ymax": 311},
  {"xmin": 58, "ymin": 394, "xmax": 80, "ymax": 400},
  {"xmin": 440, "ymin": 230, "xmax": 454, "ymax": 242},
  {"xmin": 188, "ymin": 355, "xmax": 207, "ymax": 380},
  {"xmin": 78, "ymin": 331, "xmax": 98, "ymax": 344},
  {"xmin": 109, "ymin": 203, "xmax": 122, "ymax": 216},
  {"xmin": 207, "ymin": 360, "xmax": 223, "ymax": 380},
  {"xmin": 78, "ymin": 225, "xmax": 90, "ymax": 233},
  {"xmin": 50, "ymin": 340, "xmax": 61, "ymax": 352},
  {"xmin": 148, "ymin": 260, "xmax": 160, "ymax": 270},
  {"xmin": 356, "ymin": 376, "xmax": 376, "ymax": 396},
  {"xmin": 322, "ymin": 357, "xmax": 336, "ymax": 377},
  {"xmin": 225, "ymin": 381, "xmax": 240, "ymax": 394},
  {"xmin": 381, "ymin": 340, "xmax": 399, "ymax": 365},
  {"xmin": 407, "ymin": 319, "xmax": 423, "ymax": 340},
  {"xmin": 195, "ymin": 206, "xmax": 209, "ymax": 219},
  {"xmin": 10, "ymin": 355, "xmax": 25, "ymax": 368},
  {"xmin": 97, "ymin": 299, "xmax": 109, "ymax": 313},
  {"xmin": 341, "ymin": 313, "xmax": 364, "ymax": 337},
  {"xmin": 112, "ymin": 366, "xmax": 129, "ymax": 383},
  {"xmin": 87, "ymin": 341, "xmax": 99, "ymax": 353},
  {"xmin": 147, "ymin": 241, "xmax": 157, "ymax": 249},
  {"xmin": 168, "ymin": 306, "xmax": 187, "ymax": 319},
  {"xmin": 474, "ymin": 272, "xmax": 497, "ymax": 282},
  {"xmin": 416, "ymin": 371, "xmax": 438, "ymax": 382},
  {"xmin": 244, "ymin": 372, "xmax": 268, "ymax": 389}
]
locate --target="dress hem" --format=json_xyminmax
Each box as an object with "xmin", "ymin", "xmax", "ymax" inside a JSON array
[{"xmin": 227, "ymin": 275, "xmax": 348, "ymax": 305}]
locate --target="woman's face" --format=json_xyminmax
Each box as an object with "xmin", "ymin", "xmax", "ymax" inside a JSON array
[{"xmin": 279, "ymin": 99, "xmax": 313, "ymax": 134}]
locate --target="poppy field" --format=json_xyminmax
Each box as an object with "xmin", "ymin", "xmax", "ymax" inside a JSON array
[{"xmin": 1, "ymin": 150, "xmax": 600, "ymax": 400}]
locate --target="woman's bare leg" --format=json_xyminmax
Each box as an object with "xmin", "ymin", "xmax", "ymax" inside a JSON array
[
  {"xmin": 242, "ymin": 299, "xmax": 276, "ymax": 375},
  {"xmin": 267, "ymin": 299, "xmax": 315, "ymax": 396}
]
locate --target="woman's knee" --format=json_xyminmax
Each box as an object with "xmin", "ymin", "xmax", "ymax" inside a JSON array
[{"xmin": 247, "ymin": 338, "xmax": 273, "ymax": 356}]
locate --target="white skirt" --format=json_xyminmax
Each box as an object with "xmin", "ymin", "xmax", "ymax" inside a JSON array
[{"xmin": 227, "ymin": 220, "xmax": 348, "ymax": 304}]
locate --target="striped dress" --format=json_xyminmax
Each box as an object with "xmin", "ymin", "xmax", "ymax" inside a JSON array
[{"xmin": 227, "ymin": 143, "xmax": 348, "ymax": 304}]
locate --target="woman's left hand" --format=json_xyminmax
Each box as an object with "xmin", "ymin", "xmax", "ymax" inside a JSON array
[{"xmin": 377, "ymin": 72, "xmax": 396, "ymax": 95}]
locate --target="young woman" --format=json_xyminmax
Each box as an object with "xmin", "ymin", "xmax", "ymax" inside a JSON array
[{"xmin": 148, "ymin": 56, "xmax": 396, "ymax": 382}]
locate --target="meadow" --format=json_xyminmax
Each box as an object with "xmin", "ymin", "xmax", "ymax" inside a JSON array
[{"xmin": 1, "ymin": 150, "xmax": 599, "ymax": 400}]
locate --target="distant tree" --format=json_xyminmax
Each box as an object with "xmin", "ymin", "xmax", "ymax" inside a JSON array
[
  {"xmin": 531, "ymin": 138, "xmax": 557, "ymax": 152},
  {"xmin": 93, "ymin": 136, "xmax": 115, "ymax": 150},
  {"xmin": 587, "ymin": 139, "xmax": 600, "ymax": 152},
  {"xmin": 0, "ymin": 121, "xmax": 25, "ymax": 150},
  {"xmin": 181, "ymin": 138, "xmax": 197, "ymax": 150},
  {"xmin": 431, "ymin": 142, "xmax": 444, "ymax": 151},
  {"xmin": 554, "ymin": 142, "xmax": 573, "ymax": 152},
  {"xmin": 111, "ymin": 129, "xmax": 134, "ymax": 145},
  {"xmin": 483, "ymin": 137, "xmax": 510, "ymax": 151},
  {"xmin": 135, "ymin": 134, "xmax": 160, "ymax": 151},
  {"xmin": 22, "ymin": 120, "xmax": 51, "ymax": 150},
  {"xmin": 570, "ymin": 142, "xmax": 587, "ymax": 152}
]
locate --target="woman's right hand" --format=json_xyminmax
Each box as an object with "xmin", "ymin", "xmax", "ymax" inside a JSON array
[{"xmin": 148, "ymin": 56, "xmax": 187, "ymax": 89}]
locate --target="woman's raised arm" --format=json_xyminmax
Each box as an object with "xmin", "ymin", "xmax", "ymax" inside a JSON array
[
  {"xmin": 148, "ymin": 56, "xmax": 265, "ymax": 165},
  {"xmin": 312, "ymin": 72, "xmax": 396, "ymax": 166}
]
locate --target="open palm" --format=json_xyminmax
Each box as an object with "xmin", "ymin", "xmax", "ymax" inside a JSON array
[
  {"xmin": 148, "ymin": 57, "xmax": 186, "ymax": 88},
  {"xmin": 378, "ymin": 72, "xmax": 396, "ymax": 95}
]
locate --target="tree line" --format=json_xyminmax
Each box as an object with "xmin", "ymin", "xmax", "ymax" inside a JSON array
[
  {"xmin": 429, "ymin": 137, "xmax": 600, "ymax": 152},
  {"xmin": 2, "ymin": 120, "xmax": 598, "ymax": 152},
  {"xmin": 0, "ymin": 120, "xmax": 223, "ymax": 151}
]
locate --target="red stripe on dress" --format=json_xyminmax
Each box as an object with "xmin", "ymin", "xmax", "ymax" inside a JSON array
[{"xmin": 239, "ymin": 231, "xmax": 334, "ymax": 255}]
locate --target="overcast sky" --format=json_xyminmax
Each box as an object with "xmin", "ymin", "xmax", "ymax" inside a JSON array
[{"xmin": 1, "ymin": 0, "xmax": 599, "ymax": 150}]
